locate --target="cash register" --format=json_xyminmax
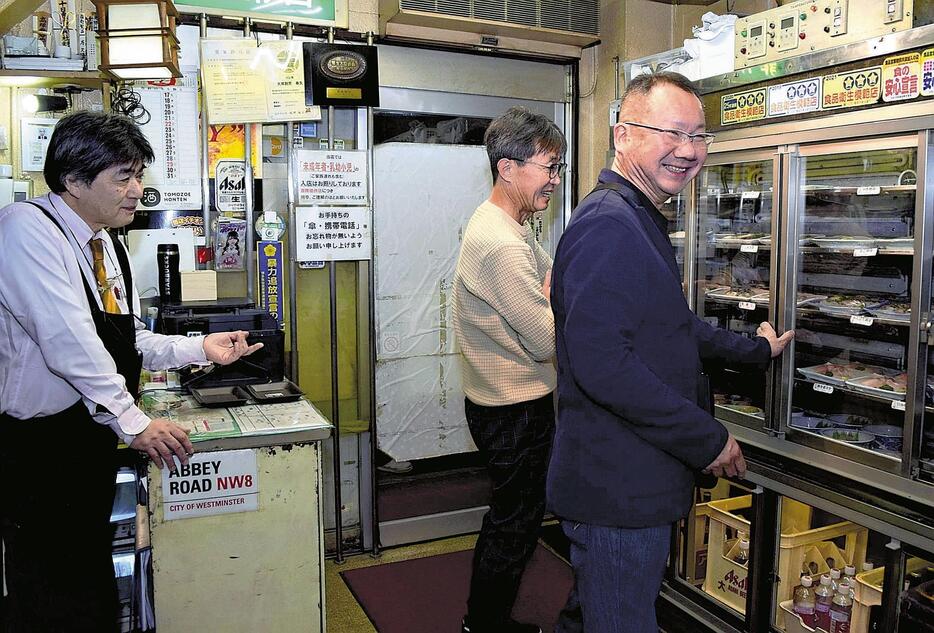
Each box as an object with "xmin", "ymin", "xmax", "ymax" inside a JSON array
[{"xmin": 158, "ymin": 298, "xmax": 284, "ymax": 387}]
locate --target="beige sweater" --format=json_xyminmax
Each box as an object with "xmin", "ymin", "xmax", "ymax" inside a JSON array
[{"xmin": 452, "ymin": 200, "xmax": 556, "ymax": 407}]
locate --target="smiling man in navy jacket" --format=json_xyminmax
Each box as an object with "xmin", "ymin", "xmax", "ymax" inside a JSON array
[{"xmin": 547, "ymin": 72, "xmax": 794, "ymax": 633}]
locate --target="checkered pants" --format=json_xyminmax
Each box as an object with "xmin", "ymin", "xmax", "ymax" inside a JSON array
[{"xmin": 464, "ymin": 392, "xmax": 555, "ymax": 625}]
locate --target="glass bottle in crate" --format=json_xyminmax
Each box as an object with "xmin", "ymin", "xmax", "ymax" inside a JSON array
[
  {"xmin": 733, "ymin": 538, "xmax": 750, "ymax": 566},
  {"xmin": 792, "ymin": 575, "xmax": 817, "ymax": 627},
  {"xmin": 828, "ymin": 581, "xmax": 853, "ymax": 633},
  {"xmin": 814, "ymin": 573, "xmax": 835, "ymax": 630}
]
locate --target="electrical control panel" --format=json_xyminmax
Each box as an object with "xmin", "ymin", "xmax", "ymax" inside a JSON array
[{"xmin": 734, "ymin": 0, "xmax": 913, "ymax": 69}]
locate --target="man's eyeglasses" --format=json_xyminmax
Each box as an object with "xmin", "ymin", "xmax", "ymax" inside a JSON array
[
  {"xmin": 511, "ymin": 158, "xmax": 566, "ymax": 179},
  {"xmin": 620, "ymin": 121, "xmax": 715, "ymax": 147}
]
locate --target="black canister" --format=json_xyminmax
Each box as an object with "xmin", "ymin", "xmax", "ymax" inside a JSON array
[{"xmin": 157, "ymin": 243, "xmax": 181, "ymax": 303}]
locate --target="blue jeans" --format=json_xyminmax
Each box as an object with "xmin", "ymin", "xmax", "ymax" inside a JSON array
[{"xmin": 554, "ymin": 521, "xmax": 671, "ymax": 633}]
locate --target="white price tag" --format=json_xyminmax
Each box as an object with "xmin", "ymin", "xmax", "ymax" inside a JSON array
[
  {"xmin": 891, "ymin": 400, "xmax": 906, "ymax": 411},
  {"xmin": 740, "ymin": 244, "xmax": 759, "ymax": 253},
  {"xmin": 856, "ymin": 186, "xmax": 881, "ymax": 195},
  {"xmin": 813, "ymin": 382, "xmax": 834, "ymax": 394},
  {"xmin": 853, "ymin": 248, "xmax": 878, "ymax": 257},
  {"xmin": 738, "ymin": 301, "xmax": 756, "ymax": 311},
  {"xmin": 741, "ymin": 191, "xmax": 761, "ymax": 199},
  {"xmin": 850, "ymin": 315, "xmax": 875, "ymax": 326}
]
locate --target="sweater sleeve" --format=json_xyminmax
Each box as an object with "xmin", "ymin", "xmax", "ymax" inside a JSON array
[
  {"xmin": 557, "ymin": 212, "xmax": 727, "ymax": 470},
  {"xmin": 473, "ymin": 242, "xmax": 555, "ymax": 361}
]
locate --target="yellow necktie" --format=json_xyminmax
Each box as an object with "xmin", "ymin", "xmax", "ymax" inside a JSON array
[{"xmin": 90, "ymin": 238, "xmax": 120, "ymax": 314}]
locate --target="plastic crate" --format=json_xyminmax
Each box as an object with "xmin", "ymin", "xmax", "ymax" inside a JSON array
[
  {"xmin": 702, "ymin": 495, "xmax": 867, "ymax": 626},
  {"xmin": 851, "ymin": 558, "xmax": 930, "ymax": 633},
  {"xmin": 780, "ymin": 599, "xmax": 827, "ymax": 633}
]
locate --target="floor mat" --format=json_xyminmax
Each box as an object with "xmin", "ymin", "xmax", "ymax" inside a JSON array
[{"xmin": 340, "ymin": 543, "xmax": 573, "ymax": 633}]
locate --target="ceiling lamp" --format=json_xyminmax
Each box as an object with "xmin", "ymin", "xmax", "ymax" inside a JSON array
[{"xmin": 92, "ymin": 0, "xmax": 181, "ymax": 80}]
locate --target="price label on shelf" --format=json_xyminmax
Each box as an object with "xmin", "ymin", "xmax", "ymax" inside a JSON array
[
  {"xmin": 740, "ymin": 244, "xmax": 759, "ymax": 253},
  {"xmin": 741, "ymin": 191, "xmax": 761, "ymax": 199},
  {"xmin": 853, "ymin": 248, "xmax": 878, "ymax": 257},
  {"xmin": 813, "ymin": 383, "xmax": 834, "ymax": 395},
  {"xmin": 891, "ymin": 400, "xmax": 906, "ymax": 411},
  {"xmin": 738, "ymin": 301, "xmax": 757, "ymax": 311},
  {"xmin": 850, "ymin": 315, "xmax": 875, "ymax": 326},
  {"xmin": 856, "ymin": 186, "xmax": 881, "ymax": 195}
]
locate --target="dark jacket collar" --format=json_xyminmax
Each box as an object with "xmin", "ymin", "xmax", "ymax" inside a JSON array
[{"xmin": 596, "ymin": 169, "xmax": 669, "ymax": 237}]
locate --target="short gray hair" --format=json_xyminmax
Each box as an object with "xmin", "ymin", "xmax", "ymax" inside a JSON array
[
  {"xmin": 485, "ymin": 107, "xmax": 567, "ymax": 183},
  {"xmin": 619, "ymin": 71, "xmax": 702, "ymax": 120}
]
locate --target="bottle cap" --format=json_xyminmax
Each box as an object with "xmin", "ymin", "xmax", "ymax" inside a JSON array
[
  {"xmin": 844, "ymin": 565, "xmax": 856, "ymax": 576},
  {"xmin": 830, "ymin": 568, "xmax": 841, "ymax": 579},
  {"xmin": 158, "ymin": 243, "xmax": 179, "ymax": 253},
  {"xmin": 739, "ymin": 538, "xmax": 749, "ymax": 549},
  {"xmin": 820, "ymin": 574, "xmax": 832, "ymax": 585},
  {"xmin": 147, "ymin": 306, "xmax": 158, "ymax": 318},
  {"xmin": 801, "ymin": 575, "xmax": 813, "ymax": 587},
  {"xmin": 861, "ymin": 562, "xmax": 875, "ymax": 572}
]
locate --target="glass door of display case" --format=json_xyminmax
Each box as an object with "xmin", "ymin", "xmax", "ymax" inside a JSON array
[
  {"xmin": 911, "ymin": 131, "xmax": 934, "ymax": 487},
  {"xmin": 694, "ymin": 152, "xmax": 778, "ymax": 429},
  {"xmin": 783, "ymin": 136, "xmax": 923, "ymax": 474},
  {"xmin": 662, "ymin": 192, "xmax": 687, "ymax": 285}
]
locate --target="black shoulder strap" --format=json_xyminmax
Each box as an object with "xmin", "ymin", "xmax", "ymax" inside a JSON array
[{"xmin": 24, "ymin": 200, "xmax": 101, "ymax": 312}]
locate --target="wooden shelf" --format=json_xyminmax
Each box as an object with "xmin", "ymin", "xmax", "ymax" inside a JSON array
[{"xmin": 0, "ymin": 69, "xmax": 105, "ymax": 88}]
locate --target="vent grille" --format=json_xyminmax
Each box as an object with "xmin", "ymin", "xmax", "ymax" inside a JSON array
[{"xmin": 400, "ymin": 0, "xmax": 600, "ymax": 36}]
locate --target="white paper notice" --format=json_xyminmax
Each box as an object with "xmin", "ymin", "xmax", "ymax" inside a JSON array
[
  {"xmin": 137, "ymin": 78, "xmax": 203, "ymax": 210},
  {"xmin": 161, "ymin": 450, "xmax": 259, "ymax": 521},
  {"xmin": 295, "ymin": 149, "xmax": 368, "ymax": 205},
  {"xmin": 20, "ymin": 118, "xmax": 56, "ymax": 172},
  {"xmin": 296, "ymin": 206, "xmax": 371, "ymax": 261}
]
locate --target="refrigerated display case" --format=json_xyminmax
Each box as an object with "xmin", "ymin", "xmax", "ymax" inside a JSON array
[
  {"xmin": 659, "ymin": 52, "xmax": 934, "ymax": 633},
  {"xmin": 693, "ymin": 154, "xmax": 777, "ymax": 430}
]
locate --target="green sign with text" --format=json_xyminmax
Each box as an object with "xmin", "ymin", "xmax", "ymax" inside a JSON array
[{"xmin": 176, "ymin": 0, "xmax": 346, "ymax": 28}]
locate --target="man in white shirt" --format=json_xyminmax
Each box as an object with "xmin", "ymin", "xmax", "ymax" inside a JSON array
[{"xmin": 0, "ymin": 111, "xmax": 261, "ymax": 632}]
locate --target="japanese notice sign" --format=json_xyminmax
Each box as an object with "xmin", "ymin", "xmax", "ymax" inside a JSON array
[
  {"xmin": 923, "ymin": 49, "xmax": 934, "ymax": 97},
  {"xmin": 767, "ymin": 78, "xmax": 821, "ymax": 117},
  {"xmin": 295, "ymin": 149, "xmax": 368, "ymax": 205},
  {"xmin": 296, "ymin": 206, "xmax": 371, "ymax": 261},
  {"xmin": 258, "ymin": 241, "xmax": 284, "ymax": 324},
  {"xmin": 161, "ymin": 450, "xmax": 259, "ymax": 521},
  {"xmin": 721, "ymin": 89, "xmax": 766, "ymax": 125},
  {"xmin": 882, "ymin": 53, "xmax": 921, "ymax": 103},
  {"xmin": 137, "ymin": 76, "xmax": 202, "ymax": 211},
  {"xmin": 200, "ymin": 39, "xmax": 321, "ymax": 124},
  {"xmin": 822, "ymin": 66, "xmax": 881, "ymax": 109}
]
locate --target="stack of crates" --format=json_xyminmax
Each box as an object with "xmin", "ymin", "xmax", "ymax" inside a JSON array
[{"xmin": 702, "ymin": 495, "xmax": 868, "ymax": 627}]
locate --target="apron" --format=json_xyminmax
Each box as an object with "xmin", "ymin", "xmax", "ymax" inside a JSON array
[{"xmin": 0, "ymin": 202, "xmax": 142, "ymax": 632}]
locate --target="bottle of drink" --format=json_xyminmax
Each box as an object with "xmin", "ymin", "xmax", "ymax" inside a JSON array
[
  {"xmin": 815, "ymin": 573, "xmax": 835, "ymax": 631},
  {"xmin": 733, "ymin": 538, "xmax": 750, "ymax": 566},
  {"xmin": 829, "ymin": 583, "xmax": 853, "ymax": 633},
  {"xmin": 793, "ymin": 575, "xmax": 817, "ymax": 627},
  {"xmin": 830, "ymin": 567, "xmax": 842, "ymax": 592}
]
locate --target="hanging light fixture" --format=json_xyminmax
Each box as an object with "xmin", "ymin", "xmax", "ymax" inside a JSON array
[{"xmin": 92, "ymin": 0, "xmax": 181, "ymax": 80}]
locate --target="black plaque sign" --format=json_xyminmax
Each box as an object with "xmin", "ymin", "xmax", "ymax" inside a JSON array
[{"xmin": 303, "ymin": 43, "xmax": 380, "ymax": 108}]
